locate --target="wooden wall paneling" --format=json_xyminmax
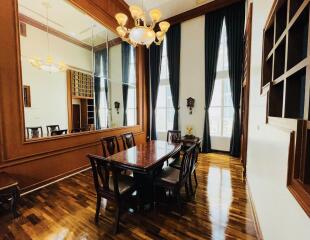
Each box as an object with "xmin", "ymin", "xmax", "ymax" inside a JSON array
[
  {"xmin": 164, "ymin": 0, "xmax": 244, "ymax": 26},
  {"xmin": 0, "ymin": 0, "xmax": 147, "ymax": 191}
]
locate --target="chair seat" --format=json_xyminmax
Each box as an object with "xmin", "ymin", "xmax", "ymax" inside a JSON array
[
  {"xmin": 108, "ymin": 174, "xmax": 135, "ymax": 194},
  {"xmin": 155, "ymin": 166, "xmax": 180, "ymax": 185}
]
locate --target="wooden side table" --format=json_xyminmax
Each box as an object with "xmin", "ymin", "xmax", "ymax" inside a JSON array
[{"xmin": 0, "ymin": 172, "xmax": 20, "ymax": 218}]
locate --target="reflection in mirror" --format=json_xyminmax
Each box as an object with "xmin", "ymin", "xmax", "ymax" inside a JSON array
[{"xmin": 18, "ymin": 0, "xmax": 137, "ymax": 140}]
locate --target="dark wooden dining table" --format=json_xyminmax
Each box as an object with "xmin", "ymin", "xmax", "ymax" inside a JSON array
[
  {"xmin": 106, "ymin": 140, "xmax": 182, "ymax": 207},
  {"xmin": 106, "ymin": 140, "xmax": 181, "ymax": 174}
]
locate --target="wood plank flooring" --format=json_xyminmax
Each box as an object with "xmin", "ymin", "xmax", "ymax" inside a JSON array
[{"xmin": 0, "ymin": 153, "xmax": 257, "ymax": 240}]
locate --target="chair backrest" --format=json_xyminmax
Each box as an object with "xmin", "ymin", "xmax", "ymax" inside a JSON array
[
  {"xmin": 179, "ymin": 144, "xmax": 196, "ymax": 182},
  {"xmin": 46, "ymin": 125, "xmax": 60, "ymax": 136},
  {"xmin": 190, "ymin": 140, "xmax": 201, "ymax": 173},
  {"xmin": 100, "ymin": 136, "xmax": 120, "ymax": 157},
  {"xmin": 26, "ymin": 127, "xmax": 43, "ymax": 139},
  {"xmin": 121, "ymin": 132, "xmax": 136, "ymax": 149},
  {"xmin": 167, "ymin": 130, "xmax": 181, "ymax": 143},
  {"xmin": 87, "ymin": 154, "xmax": 121, "ymax": 199},
  {"xmin": 51, "ymin": 129, "xmax": 67, "ymax": 136}
]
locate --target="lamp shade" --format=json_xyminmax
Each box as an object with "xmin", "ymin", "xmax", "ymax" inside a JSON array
[{"xmin": 129, "ymin": 27, "xmax": 155, "ymax": 45}]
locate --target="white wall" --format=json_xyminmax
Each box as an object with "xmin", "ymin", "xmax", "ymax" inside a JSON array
[
  {"xmin": 247, "ymin": 1, "xmax": 310, "ymax": 239},
  {"xmin": 21, "ymin": 24, "xmax": 92, "ymax": 136},
  {"xmin": 158, "ymin": 16, "xmax": 231, "ymax": 151}
]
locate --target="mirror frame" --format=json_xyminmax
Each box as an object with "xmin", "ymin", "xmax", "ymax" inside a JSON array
[{"xmin": 16, "ymin": 0, "xmax": 145, "ymax": 143}]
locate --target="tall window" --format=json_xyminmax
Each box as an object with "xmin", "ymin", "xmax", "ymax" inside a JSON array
[
  {"xmin": 156, "ymin": 40, "xmax": 174, "ymax": 132},
  {"xmin": 209, "ymin": 21, "xmax": 234, "ymax": 137},
  {"xmin": 98, "ymin": 52, "xmax": 109, "ymax": 128},
  {"xmin": 127, "ymin": 46, "xmax": 137, "ymax": 126}
]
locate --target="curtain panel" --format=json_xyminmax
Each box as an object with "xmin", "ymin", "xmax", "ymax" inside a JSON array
[
  {"xmin": 121, "ymin": 42, "xmax": 130, "ymax": 126},
  {"xmin": 149, "ymin": 44, "xmax": 163, "ymax": 140},
  {"xmin": 225, "ymin": 1, "xmax": 245, "ymax": 157},
  {"xmin": 166, "ymin": 23, "xmax": 181, "ymax": 130},
  {"xmin": 202, "ymin": 9, "xmax": 225, "ymax": 153}
]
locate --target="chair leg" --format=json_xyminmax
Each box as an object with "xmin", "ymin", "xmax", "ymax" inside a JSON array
[
  {"xmin": 194, "ymin": 170, "xmax": 198, "ymax": 187},
  {"xmin": 175, "ymin": 190, "xmax": 182, "ymax": 215},
  {"xmin": 152, "ymin": 184, "xmax": 156, "ymax": 210},
  {"xmin": 185, "ymin": 182, "xmax": 190, "ymax": 201},
  {"xmin": 189, "ymin": 174, "xmax": 194, "ymax": 196},
  {"xmin": 95, "ymin": 195, "xmax": 101, "ymax": 224},
  {"xmin": 11, "ymin": 187, "xmax": 20, "ymax": 219},
  {"xmin": 113, "ymin": 206, "xmax": 120, "ymax": 234}
]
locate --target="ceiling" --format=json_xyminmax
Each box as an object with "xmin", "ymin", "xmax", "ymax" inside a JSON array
[
  {"xmin": 18, "ymin": 0, "xmax": 117, "ymax": 47},
  {"xmin": 124, "ymin": 0, "xmax": 215, "ymax": 20}
]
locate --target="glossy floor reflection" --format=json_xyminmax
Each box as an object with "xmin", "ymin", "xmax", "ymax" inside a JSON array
[{"xmin": 0, "ymin": 153, "xmax": 257, "ymax": 240}]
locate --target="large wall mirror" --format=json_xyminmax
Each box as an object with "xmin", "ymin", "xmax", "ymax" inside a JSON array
[{"xmin": 18, "ymin": 0, "xmax": 137, "ymax": 140}]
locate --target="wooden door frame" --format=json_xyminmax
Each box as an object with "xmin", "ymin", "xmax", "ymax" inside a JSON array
[{"xmin": 241, "ymin": 2, "xmax": 253, "ymax": 177}]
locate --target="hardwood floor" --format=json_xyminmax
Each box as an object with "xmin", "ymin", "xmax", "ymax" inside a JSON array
[{"xmin": 0, "ymin": 154, "xmax": 257, "ymax": 240}]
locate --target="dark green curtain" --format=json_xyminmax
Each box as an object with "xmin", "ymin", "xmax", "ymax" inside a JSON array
[
  {"xmin": 166, "ymin": 23, "xmax": 181, "ymax": 130},
  {"xmin": 225, "ymin": 1, "xmax": 245, "ymax": 157},
  {"xmin": 149, "ymin": 44, "xmax": 163, "ymax": 140},
  {"xmin": 202, "ymin": 9, "xmax": 225, "ymax": 153},
  {"xmin": 94, "ymin": 48, "xmax": 108, "ymax": 130},
  {"xmin": 121, "ymin": 42, "xmax": 130, "ymax": 126}
]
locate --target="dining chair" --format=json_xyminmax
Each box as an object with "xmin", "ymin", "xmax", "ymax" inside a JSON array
[
  {"xmin": 87, "ymin": 154, "xmax": 138, "ymax": 234},
  {"xmin": 26, "ymin": 127, "xmax": 43, "ymax": 139},
  {"xmin": 166, "ymin": 130, "xmax": 181, "ymax": 143},
  {"xmin": 46, "ymin": 125, "xmax": 60, "ymax": 136},
  {"xmin": 121, "ymin": 132, "xmax": 136, "ymax": 150},
  {"xmin": 153, "ymin": 144, "xmax": 195, "ymax": 215},
  {"xmin": 166, "ymin": 130, "xmax": 182, "ymax": 165},
  {"xmin": 100, "ymin": 136, "xmax": 120, "ymax": 157},
  {"xmin": 170, "ymin": 140, "xmax": 201, "ymax": 196}
]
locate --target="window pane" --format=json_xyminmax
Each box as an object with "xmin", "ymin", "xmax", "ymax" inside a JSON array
[
  {"xmin": 156, "ymin": 108, "xmax": 166, "ymax": 132},
  {"xmin": 167, "ymin": 108, "xmax": 174, "ymax": 131},
  {"xmin": 223, "ymin": 78, "xmax": 233, "ymax": 107},
  {"xmin": 156, "ymin": 85, "xmax": 166, "ymax": 108},
  {"xmin": 223, "ymin": 107, "xmax": 234, "ymax": 137},
  {"xmin": 209, "ymin": 107, "xmax": 222, "ymax": 136},
  {"xmin": 166, "ymin": 86, "xmax": 174, "ymax": 108},
  {"xmin": 210, "ymin": 79, "xmax": 222, "ymax": 107}
]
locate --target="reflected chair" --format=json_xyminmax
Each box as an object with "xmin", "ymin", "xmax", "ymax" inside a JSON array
[
  {"xmin": 46, "ymin": 125, "xmax": 60, "ymax": 136},
  {"xmin": 87, "ymin": 154, "xmax": 138, "ymax": 234},
  {"xmin": 121, "ymin": 132, "xmax": 136, "ymax": 150},
  {"xmin": 167, "ymin": 130, "xmax": 181, "ymax": 143},
  {"xmin": 100, "ymin": 136, "xmax": 120, "ymax": 157},
  {"xmin": 26, "ymin": 127, "xmax": 43, "ymax": 139},
  {"xmin": 51, "ymin": 129, "xmax": 67, "ymax": 136},
  {"xmin": 153, "ymin": 144, "xmax": 195, "ymax": 214}
]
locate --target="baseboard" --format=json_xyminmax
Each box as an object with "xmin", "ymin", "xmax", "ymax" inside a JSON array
[
  {"xmin": 246, "ymin": 178, "xmax": 264, "ymax": 240},
  {"xmin": 21, "ymin": 165, "xmax": 91, "ymax": 196}
]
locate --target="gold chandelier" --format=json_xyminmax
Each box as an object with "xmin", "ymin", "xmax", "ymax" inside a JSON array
[
  {"xmin": 115, "ymin": 4, "xmax": 170, "ymax": 48},
  {"xmin": 29, "ymin": 2, "xmax": 67, "ymax": 73}
]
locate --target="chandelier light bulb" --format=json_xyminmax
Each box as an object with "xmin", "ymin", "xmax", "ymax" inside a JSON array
[
  {"xmin": 116, "ymin": 26, "xmax": 127, "ymax": 37},
  {"xmin": 156, "ymin": 31, "xmax": 165, "ymax": 41},
  {"xmin": 149, "ymin": 9, "xmax": 162, "ymax": 22},
  {"xmin": 129, "ymin": 5, "xmax": 144, "ymax": 19},
  {"xmin": 115, "ymin": 13, "xmax": 128, "ymax": 26},
  {"xmin": 159, "ymin": 21, "xmax": 170, "ymax": 32}
]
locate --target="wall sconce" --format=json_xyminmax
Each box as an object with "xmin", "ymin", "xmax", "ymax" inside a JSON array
[
  {"xmin": 114, "ymin": 101, "xmax": 120, "ymax": 114},
  {"xmin": 187, "ymin": 97, "xmax": 195, "ymax": 114}
]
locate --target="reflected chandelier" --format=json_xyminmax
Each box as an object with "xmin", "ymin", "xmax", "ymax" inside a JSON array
[
  {"xmin": 115, "ymin": 4, "xmax": 170, "ymax": 48},
  {"xmin": 29, "ymin": 2, "xmax": 67, "ymax": 72}
]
